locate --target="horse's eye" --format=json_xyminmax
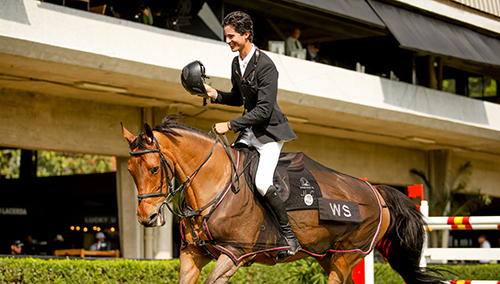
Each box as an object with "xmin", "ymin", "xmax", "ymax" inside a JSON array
[{"xmin": 150, "ymin": 166, "xmax": 159, "ymax": 174}]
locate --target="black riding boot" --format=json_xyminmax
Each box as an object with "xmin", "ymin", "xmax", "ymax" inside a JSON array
[{"xmin": 263, "ymin": 185, "xmax": 302, "ymax": 261}]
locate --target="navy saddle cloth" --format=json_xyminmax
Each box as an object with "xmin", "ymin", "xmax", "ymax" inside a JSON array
[{"xmin": 239, "ymin": 146, "xmax": 323, "ymax": 211}]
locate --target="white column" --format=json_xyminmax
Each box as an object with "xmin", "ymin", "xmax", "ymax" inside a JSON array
[
  {"xmin": 154, "ymin": 219, "xmax": 173, "ymax": 259},
  {"xmin": 144, "ymin": 228, "xmax": 154, "ymax": 259},
  {"xmin": 420, "ymin": 200, "xmax": 429, "ymax": 268},
  {"xmin": 116, "ymin": 157, "xmax": 143, "ymax": 258}
]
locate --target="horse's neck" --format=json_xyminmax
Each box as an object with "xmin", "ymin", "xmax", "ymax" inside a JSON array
[{"xmin": 166, "ymin": 131, "xmax": 233, "ymax": 210}]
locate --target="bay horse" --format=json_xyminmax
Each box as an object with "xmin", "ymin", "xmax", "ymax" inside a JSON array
[{"xmin": 122, "ymin": 114, "xmax": 447, "ymax": 284}]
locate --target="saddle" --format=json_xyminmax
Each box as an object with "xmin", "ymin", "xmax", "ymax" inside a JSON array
[{"xmin": 238, "ymin": 146, "xmax": 323, "ymax": 211}]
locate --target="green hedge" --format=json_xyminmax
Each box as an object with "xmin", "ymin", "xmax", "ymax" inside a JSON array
[{"xmin": 1, "ymin": 257, "xmax": 499, "ymax": 283}]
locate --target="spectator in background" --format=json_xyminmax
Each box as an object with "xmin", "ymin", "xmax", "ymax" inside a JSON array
[
  {"xmin": 138, "ymin": 1, "xmax": 153, "ymax": 25},
  {"xmin": 52, "ymin": 234, "xmax": 66, "ymax": 253},
  {"xmin": 306, "ymin": 42, "xmax": 320, "ymax": 62},
  {"xmin": 23, "ymin": 235, "xmax": 37, "ymax": 255},
  {"xmin": 11, "ymin": 240, "xmax": 25, "ymax": 255},
  {"xmin": 90, "ymin": 232, "xmax": 109, "ymax": 251},
  {"xmin": 306, "ymin": 42, "xmax": 330, "ymax": 64},
  {"xmin": 478, "ymin": 235, "xmax": 491, "ymax": 264},
  {"xmin": 151, "ymin": 7, "xmax": 167, "ymax": 29},
  {"xmin": 112, "ymin": 0, "xmax": 151, "ymax": 25},
  {"xmin": 285, "ymin": 28, "xmax": 304, "ymax": 56}
]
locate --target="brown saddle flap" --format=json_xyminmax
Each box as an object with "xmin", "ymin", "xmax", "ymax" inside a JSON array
[{"xmin": 278, "ymin": 152, "xmax": 305, "ymax": 172}]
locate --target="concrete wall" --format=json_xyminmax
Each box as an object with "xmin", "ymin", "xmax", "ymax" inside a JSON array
[
  {"xmin": 0, "ymin": 88, "xmax": 139, "ymax": 156},
  {"xmin": 284, "ymin": 132, "xmax": 427, "ymax": 186},
  {"xmin": 451, "ymin": 154, "xmax": 500, "ymax": 197}
]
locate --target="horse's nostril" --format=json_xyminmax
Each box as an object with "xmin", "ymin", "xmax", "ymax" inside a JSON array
[{"xmin": 148, "ymin": 213, "xmax": 158, "ymax": 223}]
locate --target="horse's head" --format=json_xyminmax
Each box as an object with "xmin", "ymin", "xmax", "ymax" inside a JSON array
[{"xmin": 122, "ymin": 122, "xmax": 171, "ymax": 227}]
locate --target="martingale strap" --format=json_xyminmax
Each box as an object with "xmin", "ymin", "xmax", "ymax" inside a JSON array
[
  {"xmin": 183, "ymin": 130, "xmax": 244, "ymax": 220},
  {"xmin": 178, "ymin": 129, "xmax": 231, "ymax": 219}
]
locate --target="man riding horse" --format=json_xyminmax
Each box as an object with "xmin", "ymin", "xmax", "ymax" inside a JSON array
[{"xmin": 182, "ymin": 11, "xmax": 301, "ymax": 261}]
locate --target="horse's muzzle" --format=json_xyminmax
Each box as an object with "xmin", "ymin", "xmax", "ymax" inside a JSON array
[{"xmin": 138, "ymin": 203, "xmax": 166, "ymax": 227}]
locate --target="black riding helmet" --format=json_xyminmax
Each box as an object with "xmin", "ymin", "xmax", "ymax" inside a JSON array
[{"xmin": 181, "ymin": 60, "xmax": 209, "ymax": 96}]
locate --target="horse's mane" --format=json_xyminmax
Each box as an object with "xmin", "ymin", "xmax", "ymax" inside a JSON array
[
  {"xmin": 131, "ymin": 113, "xmax": 213, "ymax": 150},
  {"xmin": 154, "ymin": 113, "xmax": 213, "ymax": 139}
]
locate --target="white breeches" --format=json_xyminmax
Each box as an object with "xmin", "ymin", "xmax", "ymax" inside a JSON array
[{"xmin": 239, "ymin": 129, "xmax": 283, "ymax": 196}]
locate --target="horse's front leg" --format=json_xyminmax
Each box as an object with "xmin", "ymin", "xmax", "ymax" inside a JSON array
[
  {"xmin": 179, "ymin": 245, "xmax": 212, "ymax": 284},
  {"xmin": 326, "ymin": 254, "xmax": 363, "ymax": 284},
  {"xmin": 204, "ymin": 253, "xmax": 247, "ymax": 284}
]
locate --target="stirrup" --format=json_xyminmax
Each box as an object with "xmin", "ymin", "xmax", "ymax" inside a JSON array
[{"xmin": 276, "ymin": 237, "xmax": 302, "ymax": 261}]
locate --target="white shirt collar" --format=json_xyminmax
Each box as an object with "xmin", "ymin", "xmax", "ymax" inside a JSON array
[{"xmin": 239, "ymin": 44, "xmax": 256, "ymax": 76}]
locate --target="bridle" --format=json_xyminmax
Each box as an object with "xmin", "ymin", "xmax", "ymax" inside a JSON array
[
  {"xmin": 130, "ymin": 136, "xmax": 175, "ymax": 203},
  {"xmin": 129, "ymin": 127, "xmax": 237, "ymax": 219}
]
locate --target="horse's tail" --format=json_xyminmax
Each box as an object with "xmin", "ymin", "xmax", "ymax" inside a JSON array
[{"xmin": 375, "ymin": 185, "xmax": 449, "ymax": 284}]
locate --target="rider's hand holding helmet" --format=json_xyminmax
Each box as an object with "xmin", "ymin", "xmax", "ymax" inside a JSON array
[{"xmin": 203, "ymin": 83, "xmax": 217, "ymax": 100}]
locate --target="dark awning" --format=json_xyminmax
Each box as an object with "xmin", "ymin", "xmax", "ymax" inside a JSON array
[
  {"xmin": 369, "ymin": 0, "xmax": 500, "ymax": 68},
  {"xmin": 290, "ymin": 0, "xmax": 386, "ymax": 28}
]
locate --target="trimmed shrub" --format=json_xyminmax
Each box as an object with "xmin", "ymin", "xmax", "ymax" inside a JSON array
[{"xmin": 1, "ymin": 257, "xmax": 499, "ymax": 283}]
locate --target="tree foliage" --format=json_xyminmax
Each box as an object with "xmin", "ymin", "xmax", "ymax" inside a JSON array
[
  {"xmin": 36, "ymin": 151, "xmax": 115, "ymax": 177},
  {"xmin": 0, "ymin": 149, "xmax": 115, "ymax": 179},
  {"xmin": 0, "ymin": 149, "xmax": 20, "ymax": 178}
]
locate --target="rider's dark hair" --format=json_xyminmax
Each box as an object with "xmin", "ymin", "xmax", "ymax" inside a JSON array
[{"xmin": 222, "ymin": 11, "xmax": 254, "ymax": 42}]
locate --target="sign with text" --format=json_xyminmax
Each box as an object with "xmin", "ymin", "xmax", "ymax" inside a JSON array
[
  {"xmin": 84, "ymin": 216, "xmax": 117, "ymax": 225},
  {"xmin": 0, "ymin": 207, "xmax": 28, "ymax": 215},
  {"xmin": 318, "ymin": 198, "xmax": 362, "ymax": 223}
]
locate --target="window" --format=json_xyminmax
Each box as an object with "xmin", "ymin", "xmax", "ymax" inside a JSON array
[
  {"xmin": 442, "ymin": 79, "xmax": 456, "ymax": 94},
  {"xmin": 468, "ymin": 76, "xmax": 497, "ymax": 98}
]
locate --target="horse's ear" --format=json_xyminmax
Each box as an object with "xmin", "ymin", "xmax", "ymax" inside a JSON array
[
  {"xmin": 121, "ymin": 123, "xmax": 136, "ymax": 146},
  {"xmin": 144, "ymin": 122, "xmax": 154, "ymax": 144}
]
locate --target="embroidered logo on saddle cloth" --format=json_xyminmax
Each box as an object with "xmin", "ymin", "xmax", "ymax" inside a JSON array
[
  {"xmin": 318, "ymin": 198, "xmax": 362, "ymax": 223},
  {"xmin": 300, "ymin": 177, "xmax": 315, "ymax": 206}
]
